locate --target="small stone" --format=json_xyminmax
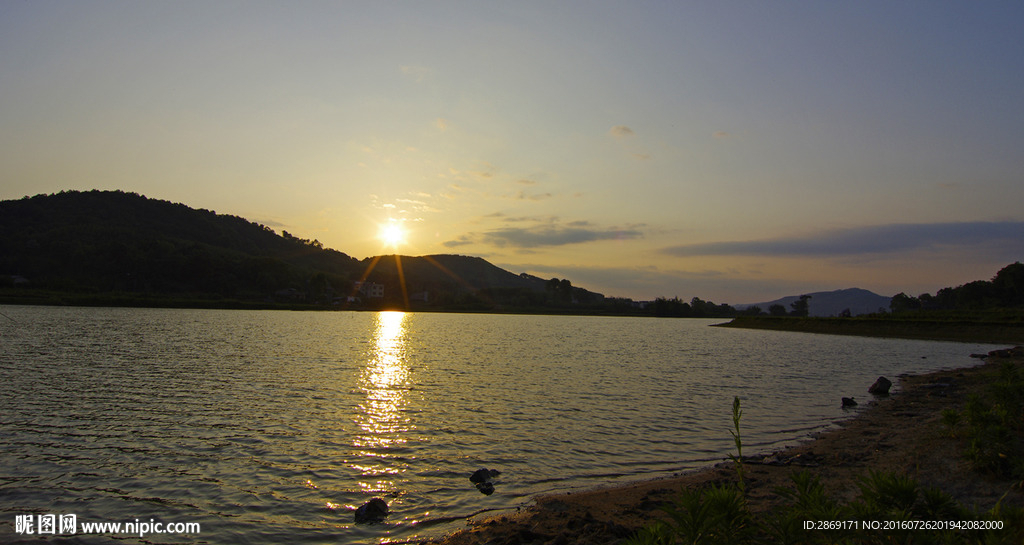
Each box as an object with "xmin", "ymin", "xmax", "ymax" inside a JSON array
[
  {"xmin": 868, "ymin": 376, "xmax": 892, "ymax": 395},
  {"xmin": 354, "ymin": 498, "xmax": 389, "ymax": 523},
  {"xmin": 470, "ymin": 468, "xmax": 492, "ymax": 484},
  {"xmin": 842, "ymin": 397, "xmax": 858, "ymax": 408}
]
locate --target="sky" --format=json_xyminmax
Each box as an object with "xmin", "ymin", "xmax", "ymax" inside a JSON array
[{"xmin": 2, "ymin": 1, "xmax": 1023, "ymax": 303}]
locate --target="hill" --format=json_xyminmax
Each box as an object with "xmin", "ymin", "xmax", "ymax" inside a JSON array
[
  {"xmin": 0, "ymin": 190, "xmax": 362, "ymax": 300},
  {"xmin": 736, "ymin": 288, "xmax": 893, "ymax": 317},
  {"xmin": 360, "ymin": 254, "xmax": 546, "ymax": 293},
  {"xmin": 0, "ymin": 190, "xmax": 604, "ymax": 310}
]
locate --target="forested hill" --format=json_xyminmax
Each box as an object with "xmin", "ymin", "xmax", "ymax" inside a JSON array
[
  {"xmin": 360, "ymin": 254, "xmax": 548, "ymax": 293},
  {"xmin": 0, "ymin": 190, "xmax": 602, "ymax": 309},
  {"xmin": 0, "ymin": 190, "xmax": 362, "ymax": 299}
]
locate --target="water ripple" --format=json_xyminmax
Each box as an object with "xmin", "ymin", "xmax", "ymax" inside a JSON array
[{"xmin": 0, "ymin": 306, "xmax": 1001, "ymax": 544}]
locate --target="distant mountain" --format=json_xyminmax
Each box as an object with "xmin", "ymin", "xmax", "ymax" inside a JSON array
[
  {"xmin": 360, "ymin": 254, "xmax": 547, "ymax": 292},
  {"xmin": 0, "ymin": 190, "xmax": 601, "ymax": 307},
  {"xmin": 736, "ymin": 288, "xmax": 892, "ymax": 317}
]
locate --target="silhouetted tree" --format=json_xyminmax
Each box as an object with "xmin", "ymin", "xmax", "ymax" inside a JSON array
[
  {"xmin": 768, "ymin": 304, "xmax": 787, "ymax": 316},
  {"xmin": 917, "ymin": 292, "xmax": 936, "ymax": 310},
  {"xmin": 955, "ymin": 280, "xmax": 997, "ymax": 309},
  {"xmin": 653, "ymin": 296, "xmax": 689, "ymax": 317},
  {"xmin": 890, "ymin": 292, "xmax": 921, "ymax": 313},
  {"xmin": 789, "ymin": 295, "xmax": 811, "ymax": 317},
  {"xmin": 742, "ymin": 305, "xmax": 763, "ymax": 316},
  {"xmin": 993, "ymin": 262, "xmax": 1024, "ymax": 306}
]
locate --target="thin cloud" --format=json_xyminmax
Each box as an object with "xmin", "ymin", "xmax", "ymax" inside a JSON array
[
  {"xmin": 661, "ymin": 222, "xmax": 1024, "ymax": 257},
  {"xmin": 515, "ymin": 190, "xmax": 553, "ymax": 201},
  {"xmin": 609, "ymin": 125, "xmax": 635, "ymax": 138},
  {"xmin": 504, "ymin": 215, "xmax": 549, "ymax": 223},
  {"xmin": 483, "ymin": 225, "xmax": 642, "ymax": 248},
  {"xmin": 443, "ymin": 219, "xmax": 644, "ymax": 249},
  {"xmin": 443, "ymin": 235, "xmax": 474, "ymax": 248},
  {"xmin": 712, "ymin": 131, "xmax": 731, "ymax": 139},
  {"xmin": 255, "ymin": 218, "xmax": 286, "ymax": 229},
  {"xmin": 436, "ymin": 118, "xmax": 449, "ymax": 131}
]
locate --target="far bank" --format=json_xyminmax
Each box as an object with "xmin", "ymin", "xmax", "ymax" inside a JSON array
[{"xmin": 716, "ymin": 315, "xmax": 1024, "ymax": 344}]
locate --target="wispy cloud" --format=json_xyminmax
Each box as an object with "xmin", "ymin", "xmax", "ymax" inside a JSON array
[
  {"xmin": 609, "ymin": 125, "xmax": 635, "ymax": 138},
  {"xmin": 443, "ymin": 235, "xmax": 473, "ymax": 248},
  {"xmin": 255, "ymin": 218, "xmax": 286, "ymax": 229},
  {"xmin": 482, "ymin": 224, "xmax": 642, "ymax": 248},
  {"xmin": 661, "ymin": 222, "xmax": 1024, "ymax": 257},
  {"xmin": 514, "ymin": 190, "xmax": 553, "ymax": 201},
  {"xmin": 444, "ymin": 219, "xmax": 644, "ymax": 249}
]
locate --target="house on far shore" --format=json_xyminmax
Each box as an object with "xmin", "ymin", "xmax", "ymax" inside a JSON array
[
  {"xmin": 2, "ymin": 275, "xmax": 29, "ymax": 286},
  {"xmin": 354, "ymin": 281, "xmax": 384, "ymax": 299},
  {"xmin": 411, "ymin": 291, "xmax": 429, "ymax": 303},
  {"xmin": 274, "ymin": 287, "xmax": 303, "ymax": 301}
]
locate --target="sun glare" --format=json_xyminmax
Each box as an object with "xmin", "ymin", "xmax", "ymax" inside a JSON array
[{"xmin": 378, "ymin": 221, "xmax": 406, "ymax": 248}]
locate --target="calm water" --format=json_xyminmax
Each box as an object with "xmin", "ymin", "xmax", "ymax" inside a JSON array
[{"xmin": 0, "ymin": 306, "xmax": 1002, "ymax": 543}]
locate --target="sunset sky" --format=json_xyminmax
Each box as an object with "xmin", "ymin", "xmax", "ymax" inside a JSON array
[{"xmin": 2, "ymin": 1, "xmax": 1023, "ymax": 303}]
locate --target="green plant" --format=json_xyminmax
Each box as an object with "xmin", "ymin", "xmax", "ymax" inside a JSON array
[
  {"xmin": 767, "ymin": 471, "xmax": 848, "ymax": 544},
  {"xmin": 626, "ymin": 389, "xmax": 1024, "ymax": 545},
  {"xmin": 854, "ymin": 470, "xmax": 920, "ymax": 515},
  {"xmin": 624, "ymin": 520, "xmax": 674, "ymax": 545},
  {"xmin": 660, "ymin": 484, "xmax": 752, "ymax": 545},
  {"xmin": 728, "ymin": 396, "xmax": 745, "ymax": 493},
  {"xmin": 627, "ymin": 397, "xmax": 753, "ymax": 545},
  {"xmin": 942, "ymin": 408, "xmax": 962, "ymax": 437},
  {"xmin": 960, "ymin": 362, "xmax": 1024, "ymax": 478}
]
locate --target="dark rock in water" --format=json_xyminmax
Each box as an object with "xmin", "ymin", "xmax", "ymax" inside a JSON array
[
  {"xmin": 470, "ymin": 468, "xmax": 501, "ymax": 494},
  {"xmin": 989, "ymin": 347, "xmax": 1024, "ymax": 359},
  {"xmin": 841, "ymin": 397, "xmax": 858, "ymax": 408},
  {"xmin": 354, "ymin": 498, "xmax": 389, "ymax": 523},
  {"xmin": 868, "ymin": 376, "xmax": 892, "ymax": 395},
  {"xmin": 470, "ymin": 468, "xmax": 500, "ymax": 483},
  {"xmin": 470, "ymin": 468, "xmax": 492, "ymax": 484},
  {"xmin": 970, "ymin": 353, "xmax": 988, "ymax": 359}
]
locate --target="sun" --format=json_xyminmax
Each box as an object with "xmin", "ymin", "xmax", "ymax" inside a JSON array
[{"xmin": 378, "ymin": 221, "xmax": 406, "ymax": 248}]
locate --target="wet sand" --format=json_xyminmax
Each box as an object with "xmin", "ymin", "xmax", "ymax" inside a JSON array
[{"xmin": 425, "ymin": 348, "xmax": 1024, "ymax": 545}]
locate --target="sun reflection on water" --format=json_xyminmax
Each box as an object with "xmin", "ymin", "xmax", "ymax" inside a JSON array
[{"xmin": 353, "ymin": 311, "xmax": 412, "ymax": 493}]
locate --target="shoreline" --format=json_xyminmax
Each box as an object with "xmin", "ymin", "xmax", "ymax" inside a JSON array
[
  {"xmin": 425, "ymin": 348, "xmax": 1024, "ymax": 545},
  {"xmin": 717, "ymin": 315, "xmax": 1024, "ymax": 345}
]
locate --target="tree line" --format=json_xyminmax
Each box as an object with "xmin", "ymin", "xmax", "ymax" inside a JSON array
[{"xmin": 890, "ymin": 262, "xmax": 1024, "ymax": 313}]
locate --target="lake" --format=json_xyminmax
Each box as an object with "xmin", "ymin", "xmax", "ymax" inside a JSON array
[{"xmin": 0, "ymin": 306, "xmax": 1002, "ymax": 543}]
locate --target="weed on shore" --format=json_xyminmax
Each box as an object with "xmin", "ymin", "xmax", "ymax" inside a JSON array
[{"xmin": 626, "ymin": 387, "xmax": 1024, "ymax": 545}]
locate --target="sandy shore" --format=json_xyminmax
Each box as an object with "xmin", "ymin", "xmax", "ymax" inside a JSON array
[{"xmin": 424, "ymin": 348, "xmax": 1024, "ymax": 545}]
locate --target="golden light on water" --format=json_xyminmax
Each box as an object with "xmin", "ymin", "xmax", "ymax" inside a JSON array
[
  {"xmin": 358, "ymin": 311, "xmax": 411, "ymax": 446},
  {"xmin": 352, "ymin": 311, "xmax": 413, "ymax": 492}
]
